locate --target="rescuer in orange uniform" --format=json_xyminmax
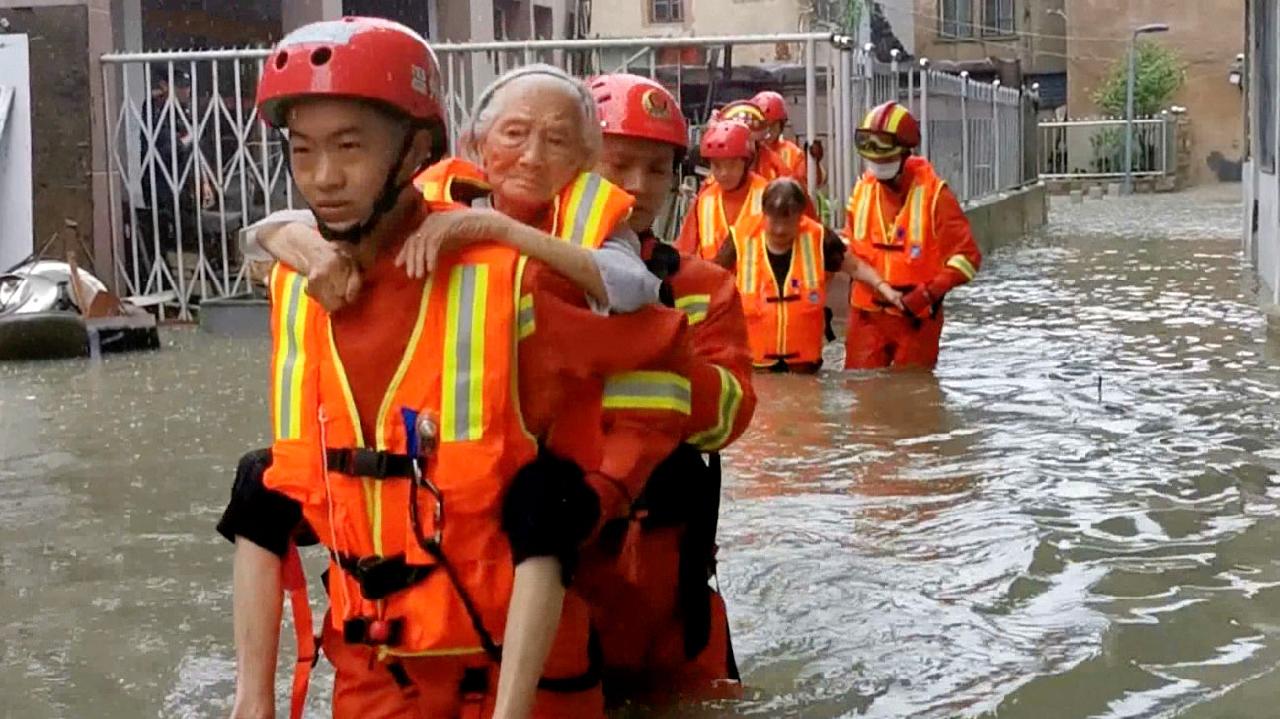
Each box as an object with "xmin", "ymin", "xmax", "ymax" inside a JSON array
[
  {"xmin": 675, "ymin": 120, "xmax": 768, "ymax": 261},
  {"xmin": 751, "ymin": 90, "xmax": 808, "ymax": 188},
  {"xmin": 574, "ymin": 72, "xmax": 756, "ymax": 705},
  {"xmin": 220, "ymin": 19, "xmax": 695, "ymax": 719},
  {"xmin": 717, "ymin": 177, "xmax": 901, "ymax": 373},
  {"xmin": 843, "ymin": 101, "xmax": 981, "ymax": 370},
  {"xmin": 716, "ymin": 100, "xmax": 790, "ymax": 182}
]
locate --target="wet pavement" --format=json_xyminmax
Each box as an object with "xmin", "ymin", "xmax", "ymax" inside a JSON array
[{"xmin": 4, "ymin": 184, "xmax": 1280, "ymax": 718}]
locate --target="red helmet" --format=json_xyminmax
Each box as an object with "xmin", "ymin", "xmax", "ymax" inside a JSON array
[
  {"xmin": 700, "ymin": 120, "xmax": 754, "ymax": 160},
  {"xmin": 856, "ymin": 101, "xmax": 921, "ymax": 153},
  {"xmin": 257, "ymin": 17, "xmax": 443, "ymax": 129},
  {"xmin": 751, "ymin": 91, "xmax": 788, "ymax": 123},
  {"xmin": 717, "ymin": 100, "xmax": 767, "ymax": 132},
  {"xmin": 590, "ymin": 73, "xmax": 688, "ymax": 151}
]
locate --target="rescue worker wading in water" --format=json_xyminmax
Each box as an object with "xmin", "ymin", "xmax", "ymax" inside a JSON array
[
  {"xmin": 843, "ymin": 101, "xmax": 982, "ymax": 370},
  {"xmin": 750, "ymin": 90, "xmax": 808, "ymax": 189},
  {"xmin": 717, "ymin": 178, "xmax": 902, "ymax": 373},
  {"xmin": 675, "ymin": 120, "xmax": 768, "ymax": 262},
  {"xmin": 218, "ymin": 18, "xmax": 696, "ymax": 719}
]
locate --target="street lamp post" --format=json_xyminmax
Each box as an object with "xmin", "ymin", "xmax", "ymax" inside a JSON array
[{"xmin": 1123, "ymin": 23, "xmax": 1170, "ymax": 195}]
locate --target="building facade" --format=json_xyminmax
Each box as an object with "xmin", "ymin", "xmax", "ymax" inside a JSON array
[
  {"xmin": 912, "ymin": 0, "xmax": 1067, "ymax": 109},
  {"xmin": 1065, "ymin": 0, "xmax": 1245, "ymax": 186},
  {"xmin": 1243, "ymin": 0, "xmax": 1279, "ymax": 306}
]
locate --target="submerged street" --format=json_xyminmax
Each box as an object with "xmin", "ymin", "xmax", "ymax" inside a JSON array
[{"xmin": 4, "ymin": 186, "xmax": 1280, "ymax": 718}]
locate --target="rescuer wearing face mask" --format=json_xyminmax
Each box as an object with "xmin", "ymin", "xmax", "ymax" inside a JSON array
[{"xmin": 842, "ymin": 101, "xmax": 982, "ymax": 370}]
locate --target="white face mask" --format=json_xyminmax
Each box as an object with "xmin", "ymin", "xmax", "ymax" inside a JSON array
[{"xmin": 865, "ymin": 158, "xmax": 902, "ymax": 181}]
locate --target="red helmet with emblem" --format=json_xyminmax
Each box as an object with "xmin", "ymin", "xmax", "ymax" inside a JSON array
[
  {"xmin": 717, "ymin": 100, "xmax": 767, "ymax": 133},
  {"xmin": 257, "ymin": 17, "xmax": 443, "ymax": 130},
  {"xmin": 856, "ymin": 101, "xmax": 921, "ymax": 155},
  {"xmin": 590, "ymin": 73, "xmax": 688, "ymax": 151},
  {"xmin": 699, "ymin": 120, "xmax": 755, "ymax": 160},
  {"xmin": 751, "ymin": 91, "xmax": 788, "ymax": 123}
]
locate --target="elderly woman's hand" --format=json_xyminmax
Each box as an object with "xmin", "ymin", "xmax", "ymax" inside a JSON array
[{"xmin": 395, "ymin": 207, "xmax": 519, "ymax": 278}]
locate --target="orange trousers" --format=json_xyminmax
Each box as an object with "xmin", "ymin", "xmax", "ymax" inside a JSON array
[
  {"xmin": 321, "ymin": 592, "xmax": 604, "ymax": 719},
  {"xmin": 844, "ymin": 308, "xmax": 945, "ymax": 370},
  {"xmin": 579, "ymin": 525, "xmax": 740, "ymax": 706}
]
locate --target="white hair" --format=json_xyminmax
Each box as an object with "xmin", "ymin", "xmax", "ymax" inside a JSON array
[{"xmin": 460, "ymin": 63, "xmax": 602, "ymax": 170}]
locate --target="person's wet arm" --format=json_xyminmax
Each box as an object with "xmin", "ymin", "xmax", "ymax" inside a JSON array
[{"xmin": 242, "ymin": 210, "xmax": 361, "ymax": 312}]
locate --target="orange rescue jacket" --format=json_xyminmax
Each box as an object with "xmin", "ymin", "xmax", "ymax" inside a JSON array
[
  {"xmin": 684, "ymin": 174, "xmax": 767, "ymax": 262},
  {"xmin": 733, "ymin": 214, "xmax": 829, "ymax": 367}
]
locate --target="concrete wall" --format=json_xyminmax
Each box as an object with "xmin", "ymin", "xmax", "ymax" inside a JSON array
[
  {"xmin": 912, "ymin": 0, "xmax": 1065, "ymax": 75},
  {"xmin": 1065, "ymin": 0, "xmax": 1245, "ymax": 186}
]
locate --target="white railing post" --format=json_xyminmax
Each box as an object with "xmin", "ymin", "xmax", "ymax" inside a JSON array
[
  {"xmin": 890, "ymin": 48, "xmax": 900, "ymax": 99},
  {"xmin": 920, "ymin": 59, "xmax": 930, "ymax": 159},
  {"xmin": 992, "ymin": 80, "xmax": 1002, "ymax": 192},
  {"xmin": 804, "ymin": 36, "xmax": 817, "ymax": 193},
  {"xmin": 960, "ymin": 70, "xmax": 971, "ymax": 203}
]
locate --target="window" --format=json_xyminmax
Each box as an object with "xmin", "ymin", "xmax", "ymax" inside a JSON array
[
  {"xmin": 1257, "ymin": 0, "xmax": 1276, "ymax": 173},
  {"xmin": 982, "ymin": 0, "xmax": 1014, "ymax": 36},
  {"xmin": 939, "ymin": 0, "xmax": 975, "ymax": 39},
  {"xmin": 650, "ymin": 0, "xmax": 683, "ymax": 23}
]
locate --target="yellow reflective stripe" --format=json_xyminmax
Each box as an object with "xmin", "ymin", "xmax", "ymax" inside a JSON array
[
  {"xmin": 511, "ymin": 256, "xmax": 535, "ymax": 444},
  {"xmin": 272, "ymin": 271, "xmax": 307, "ymax": 440},
  {"xmin": 747, "ymin": 184, "xmax": 763, "ymax": 215},
  {"xmin": 675, "ymin": 293, "xmax": 711, "ymax": 325},
  {"xmin": 517, "ymin": 292, "xmax": 536, "ymax": 340},
  {"xmin": 799, "ymin": 229, "xmax": 820, "ymax": 289},
  {"xmin": 686, "ymin": 365, "xmax": 744, "ymax": 451},
  {"xmin": 740, "ymin": 232, "xmax": 758, "ymax": 294},
  {"xmin": 382, "ymin": 646, "xmax": 486, "ymax": 659},
  {"xmin": 322, "ymin": 319, "xmax": 376, "ymax": 552},
  {"xmin": 854, "ymin": 185, "xmax": 871, "ymax": 241},
  {"xmin": 947, "ymin": 254, "xmax": 977, "ymax": 281},
  {"xmin": 908, "ymin": 185, "xmax": 926, "ymax": 249},
  {"xmin": 699, "ymin": 195, "xmax": 718, "ymax": 252},
  {"xmin": 566, "ymin": 174, "xmax": 608, "ymax": 248},
  {"xmin": 602, "ymin": 371, "xmax": 691, "ymax": 414},
  {"xmin": 441, "ymin": 264, "xmax": 489, "ymax": 443}
]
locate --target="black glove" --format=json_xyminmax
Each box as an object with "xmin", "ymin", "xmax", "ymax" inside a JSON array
[
  {"xmin": 645, "ymin": 242, "xmax": 681, "ymax": 282},
  {"xmin": 502, "ymin": 449, "xmax": 601, "ymax": 584}
]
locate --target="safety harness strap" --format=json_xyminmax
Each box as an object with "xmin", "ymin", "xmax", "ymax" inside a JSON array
[
  {"xmin": 325, "ymin": 448, "xmax": 415, "ymax": 480},
  {"xmin": 282, "ymin": 543, "xmax": 317, "ymax": 719}
]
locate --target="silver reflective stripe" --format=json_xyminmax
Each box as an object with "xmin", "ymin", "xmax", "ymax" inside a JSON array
[
  {"xmin": 448, "ymin": 266, "xmax": 479, "ymax": 442},
  {"xmin": 602, "ymin": 371, "xmax": 692, "ymax": 413},
  {"xmin": 277, "ymin": 273, "xmax": 304, "ymax": 439},
  {"xmin": 570, "ymin": 173, "xmax": 604, "ymax": 247}
]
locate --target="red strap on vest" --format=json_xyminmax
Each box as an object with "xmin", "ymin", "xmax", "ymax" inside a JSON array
[{"xmin": 282, "ymin": 543, "xmax": 316, "ymax": 719}]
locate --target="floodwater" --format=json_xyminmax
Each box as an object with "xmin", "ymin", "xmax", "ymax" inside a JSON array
[{"xmin": 4, "ymin": 185, "xmax": 1280, "ymax": 718}]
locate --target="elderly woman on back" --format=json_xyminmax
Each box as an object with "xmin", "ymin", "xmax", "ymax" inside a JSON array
[{"xmin": 242, "ymin": 64, "xmax": 659, "ymax": 315}]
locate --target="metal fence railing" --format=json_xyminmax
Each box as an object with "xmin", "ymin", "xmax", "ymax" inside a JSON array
[
  {"xmin": 100, "ymin": 35, "xmax": 1037, "ymax": 319},
  {"xmin": 1038, "ymin": 115, "xmax": 1176, "ymax": 180}
]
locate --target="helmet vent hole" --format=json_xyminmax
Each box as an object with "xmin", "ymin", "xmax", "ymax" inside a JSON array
[
  {"xmin": 274, "ymin": 51, "xmax": 288, "ymax": 70},
  {"xmin": 310, "ymin": 47, "xmax": 333, "ymax": 66}
]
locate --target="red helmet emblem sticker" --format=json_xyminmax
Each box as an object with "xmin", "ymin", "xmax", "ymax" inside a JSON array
[{"xmin": 641, "ymin": 89, "xmax": 671, "ymax": 119}]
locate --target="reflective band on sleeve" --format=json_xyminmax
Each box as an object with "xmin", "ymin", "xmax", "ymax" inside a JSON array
[
  {"xmin": 441, "ymin": 264, "xmax": 489, "ymax": 442},
  {"xmin": 686, "ymin": 365, "xmax": 744, "ymax": 451},
  {"xmin": 947, "ymin": 254, "xmax": 977, "ymax": 281},
  {"xmin": 517, "ymin": 292, "xmax": 536, "ymax": 340},
  {"xmin": 272, "ymin": 271, "xmax": 307, "ymax": 440},
  {"xmin": 602, "ymin": 371, "xmax": 692, "ymax": 414},
  {"xmin": 675, "ymin": 293, "xmax": 711, "ymax": 325}
]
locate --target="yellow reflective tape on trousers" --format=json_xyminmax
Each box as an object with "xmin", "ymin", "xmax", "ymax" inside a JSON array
[
  {"xmin": 273, "ymin": 271, "xmax": 307, "ymax": 441},
  {"xmin": 675, "ymin": 293, "xmax": 711, "ymax": 325},
  {"xmin": 799, "ymin": 229, "xmax": 820, "ymax": 289},
  {"xmin": 567, "ymin": 173, "xmax": 608, "ymax": 248},
  {"xmin": 947, "ymin": 254, "xmax": 977, "ymax": 281},
  {"xmin": 602, "ymin": 371, "xmax": 691, "ymax": 414},
  {"xmin": 686, "ymin": 365, "xmax": 744, "ymax": 451},
  {"xmin": 441, "ymin": 264, "xmax": 489, "ymax": 443},
  {"xmin": 517, "ymin": 292, "xmax": 536, "ymax": 340}
]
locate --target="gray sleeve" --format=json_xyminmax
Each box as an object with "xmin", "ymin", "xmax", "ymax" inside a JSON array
[
  {"xmin": 239, "ymin": 209, "xmax": 317, "ymax": 262},
  {"xmin": 590, "ymin": 226, "xmax": 661, "ymax": 314}
]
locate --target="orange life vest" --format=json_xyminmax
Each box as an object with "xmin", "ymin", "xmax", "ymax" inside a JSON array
[
  {"xmin": 694, "ymin": 174, "xmax": 767, "ymax": 261},
  {"xmin": 264, "ymin": 246, "xmax": 538, "ymax": 658},
  {"xmin": 771, "ymin": 140, "xmax": 806, "ymax": 182},
  {"xmin": 414, "ymin": 157, "xmax": 490, "ymax": 203},
  {"xmin": 733, "ymin": 214, "xmax": 828, "ymax": 367},
  {"xmin": 845, "ymin": 157, "xmax": 947, "ymax": 312}
]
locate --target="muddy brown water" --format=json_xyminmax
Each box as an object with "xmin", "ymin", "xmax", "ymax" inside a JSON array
[{"xmin": 4, "ymin": 186, "xmax": 1280, "ymax": 718}]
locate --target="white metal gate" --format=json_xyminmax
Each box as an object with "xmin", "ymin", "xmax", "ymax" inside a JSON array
[{"xmin": 100, "ymin": 34, "xmax": 1036, "ymax": 319}]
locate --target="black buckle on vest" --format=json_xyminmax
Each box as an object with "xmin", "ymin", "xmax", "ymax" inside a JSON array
[
  {"xmin": 343, "ymin": 616, "xmax": 405, "ymax": 647},
  {"xmin": 337, "ymin": 553, "xmax": 436, "ymax": 600},
  {"xmin": 326, "ymin": 448, "xmax": 415, "ymax": 479},
  {"xmin": 764, "ymin": 352, "xmax": 801, "ymax": 361},
  {"xmin": 872, "ymin": 242, "xmax": 904, "ymax": 252},
  {"xmin": 765, "ymin": 293, "xmax": 802, "ymax": 304}
]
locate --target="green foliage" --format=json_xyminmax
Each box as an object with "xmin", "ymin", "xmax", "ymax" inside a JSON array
[
  {"xmin": 841, "ymin": 0, "xmax": 864, "ymax": 36},
  {"xmin": 1093, "ymin": 40, "xmax": 1185, "ymax": 117}
]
